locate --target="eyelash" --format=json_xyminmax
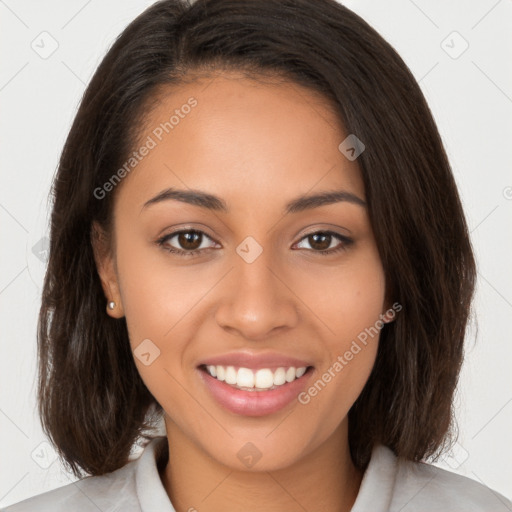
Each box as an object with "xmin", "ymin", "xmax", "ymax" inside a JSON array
[{"xmin": 155, "ymin": 229, "xmax": 353, "ymax": 258}]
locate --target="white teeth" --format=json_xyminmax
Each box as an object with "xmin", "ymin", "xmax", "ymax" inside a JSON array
[
  {"xmin": 237, "ymin": 367, "xmax": 255, "ymax": 387},
  {"xmin": 216, "ymin": 366, "xmax": 225, "ymax": 381},
  {"xmin": 285, "ymin": 367, "xmax": 296, "ymax": 382},
  {"xmin": 204, "ymin": 365, "xmax": 309, "ymax": 390},
  {"xmin": 225, "ymin": 366, "xmax": 237, "ymax": 385},
  {"xmin": 295, "ymin": 367, "xmax": 306, "ymax": 378},
  {"xmin": 255, "ymin": 369, "xmax": 274, "ymax": 389},
  {"xmin": 273, "ymin": 367, "xmax": 286, "ymax": 386}
]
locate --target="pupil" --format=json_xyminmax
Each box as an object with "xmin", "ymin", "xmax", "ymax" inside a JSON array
[
  {"xmin": 310, "ymin": 233, "xmax": 330, "ymax": 251},
  {"xmin": 175, "ymin": 232, "xmax": 333, "ymax": 252},
  {"xmin": 179, "ymin": 231, "xmax": 201, "ymax": 250}
]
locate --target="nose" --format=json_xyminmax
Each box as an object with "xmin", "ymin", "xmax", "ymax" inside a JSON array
[{"xmin": 214, "ymin": 244, "xmax": 300, "ymax": 340}]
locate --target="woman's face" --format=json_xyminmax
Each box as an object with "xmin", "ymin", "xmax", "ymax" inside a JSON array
[{"xmin": 94, "ymin": 72, "xmax": 390, "ymax": 471}]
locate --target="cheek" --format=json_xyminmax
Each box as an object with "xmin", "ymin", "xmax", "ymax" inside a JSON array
[
  {"xmin": 114, "ymin": 232, "xmax": 208, "ymax": 342},
  {"xmin": 112, "ymin": 235, "xmax": 186, "ymax": 384},
  {"xmin": 297, "ymin": 241, "xmax": 386, "ymax": 344},
  {"xmin": 297, "ymin": 245, "xmax": 385, "ymax": 411},
  {"xmin": 113, "ymin": 232, "xmax": 220, "ymax": 408}
]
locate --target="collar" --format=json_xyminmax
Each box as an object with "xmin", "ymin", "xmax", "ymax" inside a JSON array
[{"xmin": 135, "ymin": 436, "xmax": 398, "ymax": 511}]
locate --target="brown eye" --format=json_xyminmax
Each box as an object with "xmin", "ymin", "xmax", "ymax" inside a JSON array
[
  {"xmin": 157, "ymin": 229, "xmax": 218, "ymax": 256},
  {"xmin": 177, "ymin": 231, "xmax": 202, "ymax": 250},
  {"xmin": 307, "ymin": 233, "xmax": 332, "ymax": 251},
  {"xmin": 295, "ymin": 231, "xmax": 353, "ymax": 255}
]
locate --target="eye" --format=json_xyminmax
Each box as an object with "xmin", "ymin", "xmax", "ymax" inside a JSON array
[
  {"xmin": 156, "ymin": 229, "xmax": 353, "ymax": 258},
  {"xmin": 156, "ymin": 229, "xmax": 219, "ymax": 257},
  {"xmin": 294, "ymin": 231, "xmax": 353, "ymax": 256}
]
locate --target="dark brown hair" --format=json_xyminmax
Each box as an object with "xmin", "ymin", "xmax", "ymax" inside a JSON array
[{"xmin": 38, "ymin": 0, "xmax": 476, "ymax": 478}]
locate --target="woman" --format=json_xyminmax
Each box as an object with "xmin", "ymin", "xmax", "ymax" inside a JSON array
[{"xmin": 4, "ymin": 0, "xmax": 511, "ymax": 510}]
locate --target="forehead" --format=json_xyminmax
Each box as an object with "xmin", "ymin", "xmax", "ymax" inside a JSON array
[{"xmin": 116, "ymin": 71, "xmax": 365, "ymax": 210}]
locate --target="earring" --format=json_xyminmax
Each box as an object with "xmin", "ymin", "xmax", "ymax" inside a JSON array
[{"xmin": 108, "ymin": 301, "xmax": 116, "ymax": 310}]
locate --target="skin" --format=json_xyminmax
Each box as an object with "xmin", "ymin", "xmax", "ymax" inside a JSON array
[{"xmin": 93, "ymin": 71, "xmax": 394, "ymax": 512}]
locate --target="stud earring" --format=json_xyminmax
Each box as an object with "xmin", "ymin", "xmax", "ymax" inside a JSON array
[{"xmin": 108, "ymin": 301, "xmax": 116, "ymax": 310}]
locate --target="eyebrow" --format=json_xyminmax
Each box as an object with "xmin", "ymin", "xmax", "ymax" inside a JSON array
[{"xmin": 141, "ymin": 187, "xmax": 366, "ymax": 215}]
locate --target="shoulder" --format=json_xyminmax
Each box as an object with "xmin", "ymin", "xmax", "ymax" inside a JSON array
[
  {"xmin": 392, "ymin": 453, "xmax": 512, "ymax": 511},
  {"xmin": 1, "ymin": 436, "xmax": 172, "ymax": 512},
  {"xmin": 1, "ymin": 452, "xmax": 141, "ymax": 512},
  {"xmin": 356, "ymin": 444, "xmax": 512, "ymax": 512}
]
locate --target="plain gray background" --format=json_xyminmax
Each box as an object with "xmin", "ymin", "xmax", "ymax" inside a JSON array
[{"xmin": 1, "ymin": 0, "xmax": 511, "ymax": 507}]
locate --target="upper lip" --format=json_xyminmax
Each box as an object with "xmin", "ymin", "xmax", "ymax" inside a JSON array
[{"xmin": 198, "ymin": 351, "xmax": 314, "ymax": 371}]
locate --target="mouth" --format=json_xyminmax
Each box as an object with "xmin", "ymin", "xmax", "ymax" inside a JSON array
[
  {"xmin": 197, "ymin": 364, "xmax": 315, "ymax": 416},
  {"xmin": 198, "ymin": 364, "xmax": 312, "ymax": 391}
]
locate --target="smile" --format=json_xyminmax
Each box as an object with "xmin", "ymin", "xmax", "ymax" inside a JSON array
[
  {"xmin": 203, "ymin": 364, "xmax": 308, "ymax": 391},
  {"xmin": 198, "ymin": 364, "xmax": 314, "ymax": 416}
]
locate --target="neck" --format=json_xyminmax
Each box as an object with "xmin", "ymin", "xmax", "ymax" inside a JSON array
[{"xmin": 160, "ymin": 417, "xmax": 363, "ymax": 512}]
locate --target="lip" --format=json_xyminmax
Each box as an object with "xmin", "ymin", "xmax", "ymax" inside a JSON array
[
  {"xmin": 197, "ymin": 365, "xmax": 314, "ymax": 417},
  {"xmin": 197, "ymin": 351, "xmax": 313, "ymax": 371}
]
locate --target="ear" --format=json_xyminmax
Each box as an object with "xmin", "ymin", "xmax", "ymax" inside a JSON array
[{"xmin": 91, "ymin": 221, "xmax": 125, "ymax": 318}]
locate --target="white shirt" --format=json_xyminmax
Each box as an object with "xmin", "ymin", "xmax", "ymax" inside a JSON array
[{"xmin": 3, "ymin": 436, "xmax": 511, "ymax": 511}]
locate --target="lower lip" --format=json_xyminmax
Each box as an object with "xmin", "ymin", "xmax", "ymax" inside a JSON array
[{"xmin": 198, "ymin": 366, "xmax": 314, "ymax": 417}]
